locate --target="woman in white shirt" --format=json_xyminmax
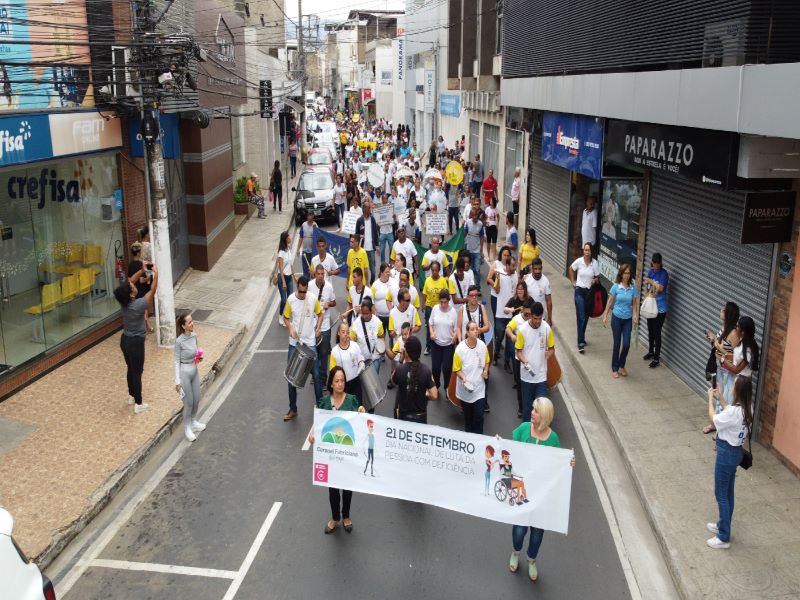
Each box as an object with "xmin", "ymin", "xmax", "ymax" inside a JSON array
[
  {"xmin": 568, "ymin": 243, "xmax": 600, "ymax": 353},
  {"xmin": 276, "ymin": 231, "xmax": 294, "ymax": 325},
  {"xmin": 371, "ymin": 263, "xmax": 394, "ymax": 333},
  {"xmin": 428, "ymin": 289, "xmax": 459, "ymax": 390},
  {"xmin": 453, "ymin": 320, "xmax": 490, "ymax": 434},
  {"xmin": 706, "ymin": 375, "xmax": 753, "ymax": 549},
  {"xmin": 719, "ymin": 316, "xmax": 760, "ymax": 406},
  {"xmin": 329, "ymin": 322, "xmax": 365, "ymax": 403},
  {"xmin": 334, "ymin": 173, "xmax": 347, "ymax": 228}
]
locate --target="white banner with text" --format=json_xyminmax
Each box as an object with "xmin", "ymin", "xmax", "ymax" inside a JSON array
[{"xmin": 312, "ymin": 409, "xmax": 573, "ymax": 533}]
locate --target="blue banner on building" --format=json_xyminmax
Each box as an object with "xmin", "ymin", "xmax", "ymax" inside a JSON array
[
  {"xmin": 439, "ymin": 94, "xmax": 461, "ymax": 117},
  {"xmin": 541, "ymin": 112, "xmax": 604, "ymax": 180},
  {"xmin": 0, "ymin": 114, "xmax": 54, "ymax": 167}
]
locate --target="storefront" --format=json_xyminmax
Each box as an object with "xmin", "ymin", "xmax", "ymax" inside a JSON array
[{"xmin": 0, "ymin": 111, "xmax": 123, "ymax": 378}]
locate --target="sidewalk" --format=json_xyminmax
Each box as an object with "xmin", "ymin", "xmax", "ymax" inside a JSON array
[
  {"xmin": 0, "ymin": 204, "xmax": 294, "ymax": 568},
  {"xmin": 543, "ymin": 257, "xmax": 800, "ymax": 599}
]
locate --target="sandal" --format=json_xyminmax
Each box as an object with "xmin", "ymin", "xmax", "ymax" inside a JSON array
[
  {"xmin": 528, "ymin": 560, "xmax": 538, "ymax": 582},
  {"xmin": 703, "ymin": 424, "xmax": 716, "ymax": 434},
  {"xmin": 612, "ymin": 372, "xmax": 620, "ymax": 379},
  {"xmin": 324, "ymin": 520, "xmax": 338, "ymax": 534},
  {"xmin": 509, "ymin": 552, "xmax": 519, "ymax": 573},
  {"xmin": 343, "ymin": 518, "xmax": 353, "ymax": 533},
  {"xmin": 619, "ymin": 368, "xmax": 628, "ymax": 377}
]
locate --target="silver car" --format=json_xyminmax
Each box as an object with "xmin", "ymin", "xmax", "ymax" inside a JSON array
[{"xmin": 293, "ymin": 167, "xmax": 336, "ymax": 226}]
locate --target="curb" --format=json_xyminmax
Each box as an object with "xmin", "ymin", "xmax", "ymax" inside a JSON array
[
  {"xmin": 551, "ymin": 325, "xmax": 688, "ymax": 600},
  {"xmin": 33, "ymin": 323, "xmax": 246, "ymax": 571}
]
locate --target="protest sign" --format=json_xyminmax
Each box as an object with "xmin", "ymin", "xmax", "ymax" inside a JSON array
[
  {"xmin": 425, "ymin": 213, "xmax": 448, "ymax": 236},
  {"xmin": 373, "ymin": 203, "xmax": 394, "ymax": 227},
  {"xmin": 341, "ymin": 212, "xmax": 359, "ymax": 235}
]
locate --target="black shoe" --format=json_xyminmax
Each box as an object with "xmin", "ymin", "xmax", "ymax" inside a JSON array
[
  {"xmin": 492, "ymin": 356, "xmax": 499, "ymax": 366},
  {"xmin": 387, "ymin": 381, "xmax": 395, "ymax": 389},
  {"xmin": 517, "ymin": 411, "xmax": 523, "ymax": 419},
  {"xmin": 643, "ymin": 352, "xmax": 654, "ymax": 360},
  {"xmin": 512, "ymin": 383, "xmax": 518, "ymax": 389},
  {"xmin": 649, "ymin": 359, "xmax": 660, "ymax": 368},
  {"xmin": 578, "ymin": 344, "xmax": 585, "ymax": 354},
  {"xmin": 424, "ymin": 347, "xmax": 430, "ymax": 356},
  {"xmin": 484, "ymin": 403, "xmax": 491, "ymax": 413}
]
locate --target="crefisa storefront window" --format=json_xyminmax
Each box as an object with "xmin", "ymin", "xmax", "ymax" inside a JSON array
[{"xmin": 0, "ymin": 112, "xmax": 123, "ymax": 374}]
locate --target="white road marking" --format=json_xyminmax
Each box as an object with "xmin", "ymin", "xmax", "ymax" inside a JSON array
[
  {"xmin": 253, "ymin": 349, "xmax": 286, "ymax": 354},
  {"xmin": 301, "ymin": 425, "xmax": 313, "ymax": 451},
  {"xmin": 222, "ymin": 501, "xmax": 282, "ymax": 600},
  {"xmin": 84, "ymin": 558, "xmax": 238, "ymax": 580},
  {"xmin": 558, "ymin": 382, "xmax": 642, "ymax": 600}
]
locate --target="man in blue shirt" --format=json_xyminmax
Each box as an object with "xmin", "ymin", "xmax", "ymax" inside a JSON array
[{"xmin": 643, "ymin": 252, "xmax": 669, "ymax": 368}]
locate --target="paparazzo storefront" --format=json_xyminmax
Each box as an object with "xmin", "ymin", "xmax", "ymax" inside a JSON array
[
  {"xmin": 605, "ymin": 119, "xmax": 782, "ymax": 399},
  {"xmin": 0, "ymin": 111, "xmax": 123, "ymax": 393}
]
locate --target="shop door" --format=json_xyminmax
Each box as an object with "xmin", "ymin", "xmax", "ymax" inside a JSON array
[
  {"xmin": 640, "ymin": 175, "xmax": 773, "ymax": 396},
  {"xmin": 165, "ymin": 159, "xmax": 189, "ymax": 280},
  {"xmin": 527, "ymin": 135, "xmax": 572, "ymax": 275},
  {"xmin": 504, "ymin": 129, "xmax": 522, "ymax": 213}
]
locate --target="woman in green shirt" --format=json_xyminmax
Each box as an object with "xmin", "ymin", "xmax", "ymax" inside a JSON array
[
  {"xmin": 508, "ymin": 396, "xmax": 576, "ymax": 583},
  {"xmin": 309, "ymin": 366, "xmax": 365, "ymax": 534}
]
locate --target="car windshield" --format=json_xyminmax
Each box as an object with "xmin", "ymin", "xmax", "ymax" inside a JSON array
[
  {"xmin": 299, "ymin": 172, "xmax": 333, "ymax": 191},
  {"xmin": 308, "ymin": 153, "xmax": 331, "ymax": 165}
]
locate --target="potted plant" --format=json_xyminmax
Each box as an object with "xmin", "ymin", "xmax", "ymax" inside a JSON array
[{"xmin": 233, "ymin": 176, "xmax": 258, "ymax": 216}]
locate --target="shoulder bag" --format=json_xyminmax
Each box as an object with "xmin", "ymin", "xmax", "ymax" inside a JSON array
[{"xmin": 740, "ymin": 434, "xmax": 753, "ymax": 470}]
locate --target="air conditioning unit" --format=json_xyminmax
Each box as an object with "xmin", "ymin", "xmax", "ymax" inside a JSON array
[
  {"xmin": 111, "ymin": 46, "xmax": 141, "ymax": 98},
  {"xmin": 489, "ymin": 92, "xmax": 501, "ymax": 113},
  {"xmin": 702, "ymin": 18, "xmax": 748, "ymax": 68}
]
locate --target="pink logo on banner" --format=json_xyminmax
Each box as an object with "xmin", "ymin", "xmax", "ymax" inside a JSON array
[{"xmin": 314, "ymin": 463, "xmax": 329, "ymax": 483}]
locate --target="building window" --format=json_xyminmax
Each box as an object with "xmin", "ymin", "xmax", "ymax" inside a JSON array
[
  {"xmin": 469, "ymin": 119, "xmax": 480, "ymax": 160},
  {"xmin": 483, "ymin": 123, "xmax": 500, "ymax": 180},
  {"xmin": 495, "ymin": 1, "xmax": 503, "ymax": 55},
  {"xmin": 231, "ymin": 110, "xmax": 246, "ymax": 169},
  {"xmin": 0, "ymin": 154, "xmax": 123, "ymax": 372}
]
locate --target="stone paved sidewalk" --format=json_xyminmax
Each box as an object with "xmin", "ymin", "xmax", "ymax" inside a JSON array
[
  {"xmin": 543, "ymin": 257, "xmax": 800, "ymax": 600},
  {"xmin": 0, "ymin": 201, "xmax": 295, "ymax": 567}
]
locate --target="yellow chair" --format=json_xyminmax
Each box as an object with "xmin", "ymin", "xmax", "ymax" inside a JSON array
[
  {"xmin": 83, "ymin": 244, "xmax": 103, "ymax": 266},
  {"xmin": 24, "ymin": 283, "xmax": 62, "ymax": 315},
  {"xmin": 67, "ymin": 242, "xmax": 84, "ymax": 264},
  {"xmin": 60, "ymin": 275, "xmax": 78, "ymax": 304},
  {"xmin": 77, "ymin": 268, "xmax": 95, "ymax": 296}
]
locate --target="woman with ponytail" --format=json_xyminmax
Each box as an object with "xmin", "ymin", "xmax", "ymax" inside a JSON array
[{"xmin": 391, "ymin": 336, "xmax": 438, "ymax": 423}]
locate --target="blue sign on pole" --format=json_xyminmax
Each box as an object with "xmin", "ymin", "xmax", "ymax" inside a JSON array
[
  {"xmin": 439, "ymin": 94, "xmax": 461, "ymax": 117},
  {"xmin": 0, "ymin": 114, "xmax": 54, "ymax": 167},
  {"xmin": 541, "ymin": 112, "xmax": 604, "ymax": 180}
]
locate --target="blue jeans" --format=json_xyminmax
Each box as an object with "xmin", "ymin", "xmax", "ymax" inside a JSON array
[
  {"xmin": 278, "ymin": 276, "xmax": 293, "ymax": 317},
  {"xmin": 520, "ymin": 380, "xmax": 549, "ymax": 421},
  {"xmin": 470, "ymin": 252, "xmax": 482, "ymax": 287},
  {"xmin": 379, "ymin": 232, "xmax": 394, "ymax": 264},
  {"xmin": 289, "ymin": 155, "xmax": 297, "ymax": 177},
  {"xmin": 462, "ymin": 397, "xmax": 486, "ymax": 434},
  {"xmin": 335, "ymin": 203, "xmax": 345, "ymax": 227},
  {"xmin": 448, "ymin": 206, "xmax": 460, "ymax": 234},
  {"xmin": 287, "ymin": 344, "xmax": 322, "ymax": 412},
  {"xmin": 512, "ymin": 525, "xmax": 545, "ymax": 560},
  {"xmin": 574, "ymin": 287, "xmax": 589, "ymax": 346},
  {"xmin": 714, "ymin": 437, "xmax": 743, "ymax": 543},
  {"xmin": 366, "ymin": 250, "xmax": 376, "ymax": 282},
  {"xmin": 424, "ymin": 306, "xmax": 432, "ymax": 351},
  {"xmin": 494, "ymin": 317, "xmax": 511, "ymax": 364},
  {"xmin": 610, "ymin": 315, "xmax": 632, "ymax": 372}
]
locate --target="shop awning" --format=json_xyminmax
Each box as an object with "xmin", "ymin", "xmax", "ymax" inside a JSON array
[{"xmin": 283, "ymin": 97, "xmax": 305, "ymax": 113}]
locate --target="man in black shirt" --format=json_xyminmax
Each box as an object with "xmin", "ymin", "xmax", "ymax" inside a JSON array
[{"xmin": 391, "ymin": 337, "xmax": 438, "ymax": 423}]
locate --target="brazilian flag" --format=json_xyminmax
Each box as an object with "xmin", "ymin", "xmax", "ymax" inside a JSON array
[{"xmin": 413, "ymin": 228, "xmax": 466, "ymax": 289}]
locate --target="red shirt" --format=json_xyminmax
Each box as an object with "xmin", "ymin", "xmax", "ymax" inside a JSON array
[{"xmin": 481, "ymin": 177, "xmax": 498, "ymax": 205}]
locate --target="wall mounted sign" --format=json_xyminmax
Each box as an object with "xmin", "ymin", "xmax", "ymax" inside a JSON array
[
  {"xmin": 605, "ymin": 120, "xmax": 739, "ymax": 188},
  {"xmin": 439, "ymin": 94, "xmax": 461, "ymax": 117},
  {"xmin": 541, "ymin": 112, "xmax": 604, "ymax": 180},
  {"xmin": 740, "ymin": 191, "xmax": 796, "ymax": 244}
]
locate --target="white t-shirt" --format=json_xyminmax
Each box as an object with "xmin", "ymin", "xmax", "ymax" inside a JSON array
[
  {"xmin": 489, "ymin": 259, "xmax": 505, "ymax": 297},
  {"xmin": 350, "ymin": 315, "xmax": 384, "ymax": 361},
  {"xmin": 494, "ymin": 271, "xmax": 518, "ymax": 318},
  {"xmin": 428, "ymin": 189, "xmax": 446, "ymax": 213},
  {"xmin": 571, "ymin": 257, "xmax": 600, "ymax": 289},
  {"xmin": 388, "ymin": 279, "xmax": 420, "ymax": 309},
  {"xmin": 422, "ymin": 249, "xmax": 448, "ymax": 274},
  {"xmin": 311, "ymin": 253, "xmax": 339, "ymax": 282},
  {"xmin": 371, "ymin": 278, "xmax": 393, "ymax": 317},
  {"xmin": 515, "ymin": 320, "xmax": 554, "ymax": 384},
  {"xmin": 362, "ymin": 215, "xmax": 375, "ymax": 251},
  {"xmin": 732, "ymin": 345, "xmax": 753, "ymax": 378},
  {"xmin": 388, "ymin": 305, "xmax": 421, "ymax": 337},
  {"xmin": 283, "ymin": 294, "xmax": 321, "ymax": 347},
  {"xmin": 429, "ymin": 305, "xmax": 458, "ymax": 347},
  {"xmin": 413, "ymin": 186, "xmax": 427, "ymax": 204},
  {"xmin": 454, "ymin": 339, "xmax": 489, "ymax": 403},
  {"xmin": 392, "ymin": 239, "xmax": 418, "ymax": 263},
  {"xmin": 330, "ymin": 341, "xmax": 364, "ymax": 382},
  {"xmin": 309, "ymin": 279, "xmax": 335, "ymax": 331},
  {"xmin": 581, "ymin": 208, "xmax": 598, "ymax": 247},
  {"xmin": 459, "ymin": 303, "xmax": 489, "ymax": 339},
  {"xmin": 713, "ymin": 404, "xmax": 747, "ymax": 446},
  {"xmin": 348, "ymin": 284, "xmax": 373, "ymax": 308},
  {"xmin": 278, "ymin": 249, "xmax": 293, "ymax": 275},
  {"xmin": 524, "ymin": 273, "xmax": 552, "ymax": 307},
  {"xmin": 450, "ymin": 270, "xmax": 475, "ymax": 301}
]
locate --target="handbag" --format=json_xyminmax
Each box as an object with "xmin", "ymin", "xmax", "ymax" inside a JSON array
[
  {"xmin": 740, "ymin": 435, "xmax": 753, "ymax": 470},
  {"xmin": 640, "ymin": 295, "xmax": 658, "ymax": 320}
]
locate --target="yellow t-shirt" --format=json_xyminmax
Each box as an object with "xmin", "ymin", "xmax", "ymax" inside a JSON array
[
  {"xmin": 422, "ymin": 276, "xmax": 455, "ymax": 308},
  {"xmin": 346, "ymin": 248, "xmax": 369, "ymax": 287},
  {"xmin": 519, "ymin": 243, "xmax": 540, "ymax": 271}
]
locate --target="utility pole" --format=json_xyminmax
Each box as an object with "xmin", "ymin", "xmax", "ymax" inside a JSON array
[
  {"xmin": 135, "ymin": 1, "xmax": 177, "ymax": 347},
  {"xmin": 298, "ymin": 0, "xmax": 306, "ymax": 153}
]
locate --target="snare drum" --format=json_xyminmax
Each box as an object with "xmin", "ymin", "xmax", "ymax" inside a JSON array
[{"xmin": 284, "ymin": 342, "xmax": 316, "ymax": 388}]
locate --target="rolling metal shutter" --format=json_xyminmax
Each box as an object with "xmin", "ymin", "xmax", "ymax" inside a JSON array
[
  {"xmin": 640, "ymin": 175, "xmax": 773, "ymax": 395},
  {"xmin": 527, "ymin": 135, "xmax": 571, "ymax": 274}
]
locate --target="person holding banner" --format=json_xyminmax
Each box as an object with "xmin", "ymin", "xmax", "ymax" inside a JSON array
[
  {"xmin": 453, "ymin": 320, "xmax": 491, "ymax": 433},
  {"xmin": 309, "ymin": 365, "xmax": 366, "ymax": 534},
  {"xmin": 310, "ymin": 237, "xmax": 340, "ymax": 282},
  {"xmin": 508, "ymin": 396, "xmax": 576, "ymax": 581},
  {"xmin": 515, "ymin": 302, "xmax": 555, "ymax": 419},
  {"xmin": 329, "ymin": 322, "xmax": 365, "ymax": 403},
  {"xmin": 391, "ymin": 336, "xmax": 438, "ymax": 423}
]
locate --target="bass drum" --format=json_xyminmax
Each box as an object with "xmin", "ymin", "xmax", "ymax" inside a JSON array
[
  {"xmin": 546, "ymin": 353, "xmax": 562, "ymax": 389},
  {"xmin": 284, "ymin": 342, "xmax": 316, "ymax": 388},
  {"xmin": 359, "ymin": 363, "xmax": 386, "ymax": 410}
]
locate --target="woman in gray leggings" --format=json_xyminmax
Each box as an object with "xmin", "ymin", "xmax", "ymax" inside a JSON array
[{"xmin": 175, "ymin": 313, "xmax": 206, "ymax": 441}]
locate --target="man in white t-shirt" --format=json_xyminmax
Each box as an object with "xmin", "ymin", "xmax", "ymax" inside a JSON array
[
  {"xmin": 311, "ymin": 264, "xmax": 336, "ymax": 384},
  {"xmin": 515, "ymin": 301, "xmax": 555, "ymax": 418},
  {"xmin": 523, "ymin": 257, "xmax": 553, "ymax": 326},
  {"xmin": 581, "ymin": 195, "xmax": 598, "ymax": 248},
  {"xmin": 391, "ymin": 226, "xmax": 418, "ymax": 278},
  {"xmin": 310, "ymin": 237, "xmax": 340, "ymax": 282},
  {"xmin": 421, "ymin": 236, "xmax": 450, "ymax": 278}
]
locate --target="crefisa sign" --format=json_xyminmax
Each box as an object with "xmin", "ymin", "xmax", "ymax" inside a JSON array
[{"xmin": 541, "ymin": 112, "xmax": 604, "ymax": 180}]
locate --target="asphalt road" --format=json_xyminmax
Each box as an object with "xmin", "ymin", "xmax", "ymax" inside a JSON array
[{"xmin": 57, "ymin": 235, "xmax": 631, "ymax": 600}]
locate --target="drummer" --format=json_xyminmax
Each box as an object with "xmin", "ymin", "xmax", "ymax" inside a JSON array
[
  {"xmin": 388, "ymin": 287, "xmax": 422, "ymax": 343},
  {"xmin": 283, "ymin": 276, "xmax": 324, "ymax": 422},
  {"xmin": 329, "ymin": 321, "xmax": 365, "ymax": 405},
  {"xmin": 515, "ymin": 301, "xmax": 555, "ymax": 420},
  {"xmin": 350, "ymin": 297, "xmax": 386, "ymax": 374}
]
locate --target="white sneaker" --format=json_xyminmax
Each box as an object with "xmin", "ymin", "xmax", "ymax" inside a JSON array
[
  {"xmin": 706, "ymin": 522, "xmax": 719, "ymax": 535},
  {"xmin": 278, "ymin": 316, "xmax": 285, "ymax": 327},
  {"xmin": 184, "ymin": 426, "xmax": 197, "ymax": 442},
  {"xmin": 706, "ymin": 536, "xmax": 730, "ymax": 549},
  {"xmin": 127, "ymin": 395, "xmax": 135, "ymax": 405},
  {"xmin": 133, "ymin": 403, "xmax": 150, "ymax": 414},
  {"xmin": 191, "ymin": 420, "xmax": 206, "ymax": 432}
]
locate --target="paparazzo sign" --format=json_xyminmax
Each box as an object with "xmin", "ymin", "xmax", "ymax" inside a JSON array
[{"xmin": 605, "ymin": 120, "xmax": 738, "ymax": 188}]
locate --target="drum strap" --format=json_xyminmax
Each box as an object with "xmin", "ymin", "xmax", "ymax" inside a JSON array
[
  {"xmin": 454, "ymin": 275, "xmax": 463, "ymax": 298},
  {"xmin": 465, "ymin": 306, "xmax": 485, "ymax": 342},
  {"xmin": 361, "ymin": 318, "xmax": 373, "ymax": 355}
]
